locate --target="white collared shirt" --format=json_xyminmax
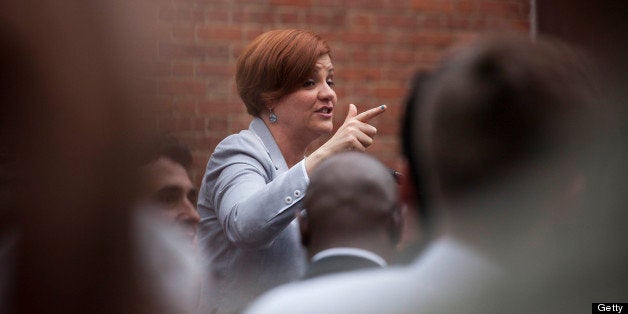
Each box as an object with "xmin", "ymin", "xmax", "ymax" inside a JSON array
[{"xmin": 311, "ymin": 247, "xmax": 388, "ymax": 267}]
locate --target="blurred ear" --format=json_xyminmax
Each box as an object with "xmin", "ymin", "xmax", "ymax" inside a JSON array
[
  {"xmin": 297, "ymin": 209, "xmax": 310, "ymax": 247},
  {"xmin": 398, "ymin": 159, "xmax": 417, "ymax": 206},
  {"xmin": 388, "ymin": 206, "xmax": 403, "ymax": 245}
]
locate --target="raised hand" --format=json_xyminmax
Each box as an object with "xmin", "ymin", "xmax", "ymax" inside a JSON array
[{"xmin": 305, "ymin": 104, "xmax": 386, "ymax": 174}]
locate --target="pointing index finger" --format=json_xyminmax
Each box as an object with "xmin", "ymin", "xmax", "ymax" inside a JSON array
[{"xmin": 355, "ymin": 104, "xmax": 387, "ymax": 123}]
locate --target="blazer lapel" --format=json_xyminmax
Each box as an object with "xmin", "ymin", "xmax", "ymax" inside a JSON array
[{"xmin": 250, "ymin": 117, "xmax": 288, "ymax": 172}]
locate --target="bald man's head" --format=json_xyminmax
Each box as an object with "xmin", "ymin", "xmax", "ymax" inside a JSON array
[{"xmin": 301, "ymin": 152, "xmax": 400, "ymax": 258}]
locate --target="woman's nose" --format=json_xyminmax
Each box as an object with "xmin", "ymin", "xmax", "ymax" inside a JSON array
[{"xmin": 318, "ymin": 83, "xmax": 336, "ymax": 102}]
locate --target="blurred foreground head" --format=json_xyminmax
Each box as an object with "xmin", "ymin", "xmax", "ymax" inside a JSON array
[
  {"xmin": 1, "ymin": 1, "xmax": 199, "ymax": 313},
  {"xmin": 404, "ymin": 33, "xmax": 626, "ymax": 307},
  {"xmin": 414, "ymin": 35, "xmax": 599, "ymax": 206}
]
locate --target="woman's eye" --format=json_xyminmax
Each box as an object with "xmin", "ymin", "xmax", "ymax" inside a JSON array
[
  {"xmin": 327, "ymin": 80, "xmax": 335, "ymax": 88},
  {"xmin": 303, "ymin": 80, "xmax": 316, "ymax": 88}
]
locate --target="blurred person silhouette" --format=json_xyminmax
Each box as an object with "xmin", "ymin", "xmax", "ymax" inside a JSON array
[
  {"xmin": 1, "ymin": 1, "xmax": 201, "ymax": 313},
  {"xmin": 246, "ymin": 34, "xmax": 624, "ymax": 313},
  {"xmin": 196, "ymin": 29, "xmax": 387, "ymax": 313},
  {"xmin": 298, "ymin": 151, "xmax": 401, "ymax": 280}
]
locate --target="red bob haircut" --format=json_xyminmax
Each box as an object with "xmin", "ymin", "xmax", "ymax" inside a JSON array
[{"xmin": 236, "ymin": 29, "xmax": 331, "ymax": 117}]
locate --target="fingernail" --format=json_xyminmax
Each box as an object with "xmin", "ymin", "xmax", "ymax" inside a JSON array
[{"xmin": 380, "ymin": 105, "xmax": 386, "ymax": 110}]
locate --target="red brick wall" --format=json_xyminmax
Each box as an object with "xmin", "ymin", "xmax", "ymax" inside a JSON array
[{"xmin": 140, "ymin": 0, "xmax": 531, "ymax": 185}]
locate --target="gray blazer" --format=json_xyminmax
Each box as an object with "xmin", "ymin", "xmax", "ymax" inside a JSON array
[{"xmin": 197, "ymin": 117, "xmax": 308, "ymax": 313}]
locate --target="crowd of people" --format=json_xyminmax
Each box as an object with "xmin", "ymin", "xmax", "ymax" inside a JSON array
[{"xmin": 1, "ymin": 3, "xmax": 626, "ymax": 313}]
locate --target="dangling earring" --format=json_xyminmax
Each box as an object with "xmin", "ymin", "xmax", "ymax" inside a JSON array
[{"xmin": 269, "ymin": 108, "xmax": 278, "ymax": 123}]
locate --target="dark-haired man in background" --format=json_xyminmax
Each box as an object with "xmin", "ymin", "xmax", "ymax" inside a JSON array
[
  {"xmin": 137, "ymin": 136, "xmax": 201, "ymax": 247},
  {"xmin": 134, "ymin": 135, "xmax": 203, "ymax": 313}
]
